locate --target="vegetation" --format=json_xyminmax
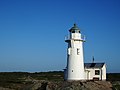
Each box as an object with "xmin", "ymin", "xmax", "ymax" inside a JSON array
[
  {"xmin": 31, "ymin": 71, "xmax": 64, "ymax": 81},
  {"xmin": 0, "ymin": 71, "xmax": 64, "ymax": 89},
  {"xmin": 107, "ymin": 73, "xmax": 120, "ymax": 81},
  {"xmin": 107, "ymin": 73, "xmax": 120, "ymax": 90},
  {"xmin": 0, "ymin": 72, "xmax": 120, "ymax": 89}
]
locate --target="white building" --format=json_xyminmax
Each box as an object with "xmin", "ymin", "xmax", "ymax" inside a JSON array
[
  {"xmin": 64, "ymin": 24, "xmax": 106, "ymax": 81},
  {"xmin": 64, "ymin": 24, "xmax": 85, "ymax": 80},
  {"xmin": 84, "ymin": 62, "xmax": 106, "ymax": 80}
]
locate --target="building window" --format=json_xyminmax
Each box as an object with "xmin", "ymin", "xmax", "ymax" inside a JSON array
[
  {"xmin": 77, "ymin": 48, "xmax": 80, "ymax": 55},
  {"xmin": 95, "ymin": 70, "xmax": 100, "ymax": 75}
]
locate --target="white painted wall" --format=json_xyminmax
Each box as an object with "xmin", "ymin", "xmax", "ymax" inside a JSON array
[
  {"xmin": 66, "ymin": 33, "xmax": 85, "ymax": 80},
  {"xmin": 102, "ymin": 64, "xmax": 106, "ymax": 80},
  {"xmin": 84, "ymin": 64, "xmax": 106, "ymax": 80},
  {"xmin": 64, "ymin": 24, "xmax": 106, "ymax": 81}
]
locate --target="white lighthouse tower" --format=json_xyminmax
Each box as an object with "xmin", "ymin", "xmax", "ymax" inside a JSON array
[{"xmin": 64, "ymin": 24, "xmax": 85, "ymax": 80}]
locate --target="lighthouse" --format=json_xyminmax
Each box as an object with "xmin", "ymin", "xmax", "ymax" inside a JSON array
[{"xmin": 64, "ymin": 24, "xmax": 85, "ymax": 80}]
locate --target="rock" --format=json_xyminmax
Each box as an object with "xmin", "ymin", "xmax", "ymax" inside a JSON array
[
  {"xmin": 23, "ymin": 80, "xmax": 113, "ymax": 90},
  {"xmin": 112, "ymin": 81, "xmax": 120, "ymax": 90},
  {"xmin": 0, "ymin": 87, "xmax": 14, "ymax": 90}
]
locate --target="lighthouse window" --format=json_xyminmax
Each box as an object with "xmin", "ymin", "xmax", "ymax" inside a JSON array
[
  {"xmin": 77, "ymin": 48, "xmax": 80, "ymax": 55},
  {"xmin": 71, "ymin": 30, "xmax": 80, "ymax": 33},
  {"xmin": 76, "ymin": 30, "xmax": 80, "ymax": 33},
  {"xmin": 71, "ymin": 31, "xmax": 75, "ymax": 33}
]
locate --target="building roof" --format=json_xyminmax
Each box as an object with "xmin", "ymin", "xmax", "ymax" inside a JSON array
[
  {"xmin": 69, "ymin": 24, "xmax": 80, "ymax": 32},
  {"xmin": 84, "ymin": 63, "xmax": 105, "ymax": 68}
]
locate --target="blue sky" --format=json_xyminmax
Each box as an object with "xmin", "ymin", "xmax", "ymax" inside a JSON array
[{"xmin": 0, "ymin": 0, "xmax": 120, "ymax": 72}]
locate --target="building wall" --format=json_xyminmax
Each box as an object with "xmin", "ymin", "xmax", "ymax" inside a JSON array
[
  {"xmin": 85, "ymin": 68, "xmax": 101, "ymax": 80},
  {"xmin": 84, "ymin": 64, "xmax": 106, "ymax": 80},
  {"xmin": 66, "ymin": 41, "xmax": 85, "ymax": 80},
  {"xmin": 102, "ymin": 64, "xmax": 106, "ymax": 80},
  {"xmin": 66, "ymin": 33, "xmax": 85, "ymax": 80}
]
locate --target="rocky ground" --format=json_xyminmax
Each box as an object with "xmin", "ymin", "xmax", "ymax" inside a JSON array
[
  {"xmin": 0, "ymin": 72, "xmax": 120, "ymax": 90},
  {"xmin": 20, "ymin": 80, "xmax": 113, "ymax": 90}
]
